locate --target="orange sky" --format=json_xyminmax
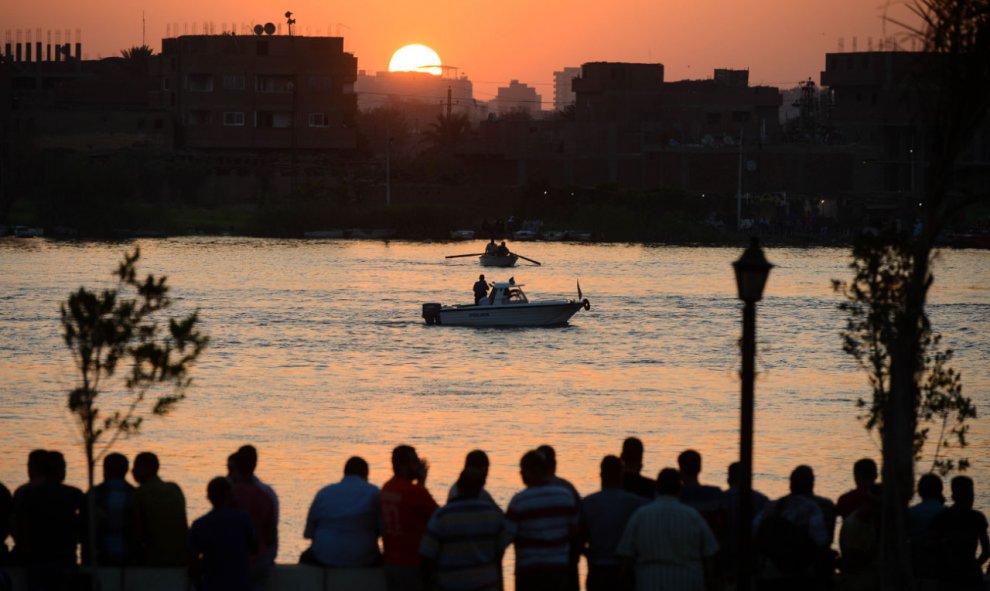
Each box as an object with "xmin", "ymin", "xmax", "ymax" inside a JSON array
[{"xmin": 2, "ymin": 0, "xmax": 921, "ymax": 103}]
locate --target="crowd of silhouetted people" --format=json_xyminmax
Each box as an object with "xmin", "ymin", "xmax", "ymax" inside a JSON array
[{"xmin": 1, "ymin": 439, "xmax": 988, "ymax": 591}]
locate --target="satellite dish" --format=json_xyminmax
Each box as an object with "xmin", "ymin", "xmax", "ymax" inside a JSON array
[
  {"xmin": 284, "ymin": 11, "xmax": 293, "ymax": 18},
  {"xmin": 264, "ymin": 22, "xmax": 276, "ymax": 35},
  {"xmin": 253, "ymin": 24, "xmax": 264, "ymax": 36}
]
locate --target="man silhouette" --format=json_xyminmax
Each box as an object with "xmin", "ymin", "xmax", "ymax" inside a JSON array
[
  {"xmin": 381, "ymin": 445, "xmax": 438, "ymax": 591},
  {"xmin": 473, "ymin": 275, "xmax": 489, "ymax": 305},
  {"xmin": 131, "ymin": 451, "xmax": 188, "ymax": 566},
  {"xmin": 302, "ymin": 456, "xmax": 381, "ymax": 567}
]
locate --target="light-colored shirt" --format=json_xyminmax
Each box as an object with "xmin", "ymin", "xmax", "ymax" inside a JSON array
[
  {"xmin": 615, "ymin": 495, "xmax": 718, "ymax": 591},
  {"xmin": 305, "ymin": 475, "xmax": 381, "ymax": 567}
]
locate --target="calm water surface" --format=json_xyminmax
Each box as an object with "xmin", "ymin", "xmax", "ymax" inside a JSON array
[{"xmin": 1, "ymin": 237, "xmax": 988, "ymax": 564}]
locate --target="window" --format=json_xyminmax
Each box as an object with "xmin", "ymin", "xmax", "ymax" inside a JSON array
[
  {"xmin": 308, "ymin": 112, "xmax": 329, "ymax": 127},
  {"xmin": 186, "ymin": 74, "xmax": 214, "ymax": 92},
  {"xmin": 732, "ymin": 111, "xmax": 751, "ymax": 123},
  {"xmin": 223, "ymin": 111, "xmax": 245, "ymax": 126},
  {"xmin": 256, "ymin": 111, "xmax": 293, "ymax": 128},
  {"xmin": 308, "ymin": 75, "xmax": 332, "ymax": 90},
  {"xmin": 187, "ymin": 110, "xmax": 213, "ymax": 126},
  {"xmin": 707, "ymin": 112, "xmax": 721, "ymax": 124},
  {"xmin": 222, "ymin": 75, "xmax": 245, "ymax": 90},
  {"xmin": 256, "ymin": 75, "xmax": 294, "ymax": 93}
]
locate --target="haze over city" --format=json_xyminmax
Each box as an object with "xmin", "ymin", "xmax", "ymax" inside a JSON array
[{"xmin": 1, "ymin": 0, "xmax": 922, "ymax": 99}]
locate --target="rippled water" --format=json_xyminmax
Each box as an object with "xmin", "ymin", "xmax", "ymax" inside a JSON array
[{"xmin": 1, "ymin": 237, "xmax": 988, "ymax": 565}]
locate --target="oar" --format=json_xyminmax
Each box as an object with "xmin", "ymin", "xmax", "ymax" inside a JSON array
[
  {"xmin": 512, "ymin": 252, "xmax": 542, "ymax": 266},
  {"xmin": 445, "ymin": 253, "xmax": 486, "ymax": 259}
]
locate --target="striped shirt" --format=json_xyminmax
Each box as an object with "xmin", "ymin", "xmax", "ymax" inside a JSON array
[
  {"xmin": 505, "ymin": 484, "xmax": 579, "ymax": 572},
  {"xmin": 616, "ymin": 495, "xmax": 718, "ymax": 591},
  {"xmin": 419, "ymin": 498, "xmax": 510, "ymax": 591}
]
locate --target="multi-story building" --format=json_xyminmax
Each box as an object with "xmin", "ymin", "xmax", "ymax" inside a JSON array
[
  {"xmin": 0, "ymin": 43, "xmax": 168, "ymax": 154},
  {"xmin": 820, "ymin": 50, "xmax": 990, "ymax": 203},
  {"xmin": 159, "ymin": 33, "xmax": 357, "ymax": 153},
  {"xmin": 492, "ymin": 80, "xmax": 542, "ymax": 117},
  {"xmin": 552, "ymin": 67, "xmax": 581, "ymax": 112},
  {"xmin": 355, "ymin": 69, "xmax": 474, "ymax": 113},
  {"xmin": 573, "ymin": 62, "xmax": 781, "ymax": 143}
]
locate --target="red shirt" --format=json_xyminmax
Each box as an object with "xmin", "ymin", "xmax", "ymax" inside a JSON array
[{"xmin": 380, "ymin": 476, "xmax": 438, "ymax": 565}]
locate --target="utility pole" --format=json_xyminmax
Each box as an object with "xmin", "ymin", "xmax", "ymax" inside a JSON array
[
  {"xmin": 736, "ymin": 127, "xmax": 744, "ymax": 231},
  {"xmin": 385, "ymin": 133, "xmax": 391, "ymax": 207}
]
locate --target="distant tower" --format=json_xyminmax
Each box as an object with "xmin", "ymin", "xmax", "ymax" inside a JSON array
[{"xmin": 553, "ymin": 67, "xmax": 581, "ymax": 112}]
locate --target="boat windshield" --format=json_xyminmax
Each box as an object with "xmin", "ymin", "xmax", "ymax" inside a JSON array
[{"xmin": 505, "ymin": 288, "xmax": 528, "ymax": 303}]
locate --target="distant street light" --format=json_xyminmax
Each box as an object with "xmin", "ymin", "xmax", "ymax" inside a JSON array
[{"xmin": 732, "ymin": 237, "xmax": 773, "ymax": 591}]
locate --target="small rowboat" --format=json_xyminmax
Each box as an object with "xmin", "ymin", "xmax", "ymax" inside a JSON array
[{"xmin": 479, "ymin": 253, "xmax": 518, "ymax": 267}]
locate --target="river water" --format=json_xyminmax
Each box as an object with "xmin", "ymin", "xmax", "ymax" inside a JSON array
[{"xmin": 1, "ymin": 237, "xmax": 988, "ymax": 565}]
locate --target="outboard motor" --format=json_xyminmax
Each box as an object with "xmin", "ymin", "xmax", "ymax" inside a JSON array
[{"xmin": 422, "ymin": 303, "xmax": 442, "ymax": 325}]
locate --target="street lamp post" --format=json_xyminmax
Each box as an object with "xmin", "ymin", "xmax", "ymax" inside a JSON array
[
  {"xmin": 732, "ymin": 237, "xmax": 773, "ymax": 591},
  {"xmin": 385, "ymin": 135, "xmax": 392, "ymax": 207}
]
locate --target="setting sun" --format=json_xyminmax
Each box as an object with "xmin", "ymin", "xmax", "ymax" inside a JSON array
[{"xmin": 388, "ymin": 44, "xmax": 442, "ymax": 76}]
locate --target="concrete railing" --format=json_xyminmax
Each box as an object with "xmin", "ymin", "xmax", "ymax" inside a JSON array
[{"xmin": 1, "ymin": 565, "xmax": 388, "ymax": 591}]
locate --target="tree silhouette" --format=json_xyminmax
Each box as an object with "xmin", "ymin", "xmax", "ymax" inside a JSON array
[
  {"xmin": 422, "ymin": 111, "xmax": 471, "ymax": 153},
  {"xmin": 61, "ymin": 248, "xmax": 207, "ymax": 569},
  {"xmin": 858, "ymin": 1, "xmax": 990, "ymax": 588},
  {"xmin": 120, "ymin": 45, "xmax": 154, "ymax": 60}
]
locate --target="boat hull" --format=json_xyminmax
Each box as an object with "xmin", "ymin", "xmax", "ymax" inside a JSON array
[
  {"xmin": 479, "ymin": 254, "xmax": 518, "ymax": 267},
  {"xmin": 436, "ymin": 301, "xmax": 584, "ymax": 327}
]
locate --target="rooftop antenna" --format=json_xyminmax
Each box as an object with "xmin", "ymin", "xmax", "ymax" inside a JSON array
[
  {"xmin": 285, "ymin": 11, "xmax": 296, "ymax": 36},
  {"xmin": 142, "ymin": 10, "xmax": 146, "ymax": 46}
]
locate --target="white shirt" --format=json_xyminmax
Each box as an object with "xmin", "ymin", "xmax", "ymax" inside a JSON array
[{"xmin": 616, "ymin": 495, "xmax": 718, "ymax": 591}]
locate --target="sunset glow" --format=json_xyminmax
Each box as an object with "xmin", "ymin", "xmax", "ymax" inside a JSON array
[
  {"xmin": 388, "ymin": 44, "xmax": 442, "ymax": 76},
  {"xmin": 0, "ymin": 1, "xmax": 923, "ymax": 99}
]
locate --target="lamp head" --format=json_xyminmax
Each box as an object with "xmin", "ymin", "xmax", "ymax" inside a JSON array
[{"xmin": 732, "ymin": 237, "xmax": 773, "ymax": 302}]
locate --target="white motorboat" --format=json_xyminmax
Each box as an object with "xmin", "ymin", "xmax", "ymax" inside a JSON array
[
  {"xmin": 450, "ymin": 229, "xmax": 476, "ymax": 240},
  {"xmin": 422, "ymin": 279, "xmax": 590, "ymax": 327}
]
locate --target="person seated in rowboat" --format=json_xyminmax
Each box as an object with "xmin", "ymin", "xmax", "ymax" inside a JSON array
[
  {"xmin": 473, "ymin": 274, "xmax": 489, "ymax": 305},
  {"xmin": 496, "ymin": 241, "xmax": 510, "ymax": 256},
  {"xmin": 485, "ymin": 239, "xmax": 498, "ymax": 256}
]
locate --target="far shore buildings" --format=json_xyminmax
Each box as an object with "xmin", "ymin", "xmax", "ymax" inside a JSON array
[
  {"xmin": 491, "ymin": 80, "xmax": 542, "ymax": 117},
  {"xmin": 355, "ymin": 69, "xmax": 474, "ymax": 114},
  {"xmin": 2, "ymin": 40, "xmax": 986, "ymax": 221}
]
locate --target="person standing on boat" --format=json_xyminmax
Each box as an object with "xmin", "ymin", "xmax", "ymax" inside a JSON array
[{"xmin": 473, "ymin": 275, "xmax": 489, "ymax": 305}]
